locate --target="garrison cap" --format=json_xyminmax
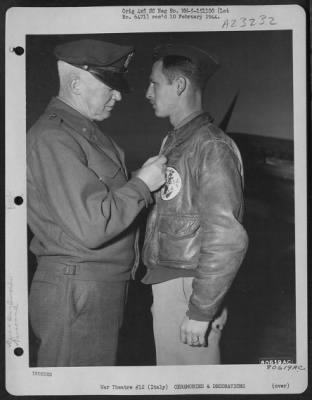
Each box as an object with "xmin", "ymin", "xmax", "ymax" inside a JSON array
[
  {"xmin": 55, "ymin": 39, "xmax": 135, "ymax": 93},
  {"xmin": 153, "ymin": 43, "xmax": 219, "ymax": 80}
]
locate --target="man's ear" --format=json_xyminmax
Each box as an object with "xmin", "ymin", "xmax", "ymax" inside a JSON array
[
  {"xmin": 176, "ymin": 75, "xmax": 187, "ymax": 96},
  {"xmin": 70, "ymin": 76, "xmax": 81, "ymax": 95}
]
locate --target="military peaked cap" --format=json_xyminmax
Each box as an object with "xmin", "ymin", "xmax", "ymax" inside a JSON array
[{"xmin": 55, "ymin": 39, "xmax": 135, "ymax": 92}]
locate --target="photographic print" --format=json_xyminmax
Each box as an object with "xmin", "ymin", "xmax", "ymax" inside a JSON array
[{"xmin": 5, "ymin": 4, "xmax": 308, "ymax": 395}]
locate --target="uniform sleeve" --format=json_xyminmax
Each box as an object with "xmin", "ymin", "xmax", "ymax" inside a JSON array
[
  {"xmin": 28, "ymin": 128, "xmax": 152, "ymax": 249},
  {"xmin": 187, "ymin": 141, "xmax": 249, "ymax": 321}
]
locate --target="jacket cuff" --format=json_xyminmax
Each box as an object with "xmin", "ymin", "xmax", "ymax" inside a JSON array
[
  {"xmin": 128, "ymin": 177, "xmax": 153, "ymax": 207},
  {"xmin": 186, "ymin": 307, "xmax": 214, "ymax": 322}
]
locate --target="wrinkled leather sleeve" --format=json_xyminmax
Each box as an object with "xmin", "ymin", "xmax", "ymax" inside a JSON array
[{"xmin": 187, "ymin": 140, "xmax": 248, "ymax": 321}]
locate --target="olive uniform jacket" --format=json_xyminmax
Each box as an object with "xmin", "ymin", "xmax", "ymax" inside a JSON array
[{"xmin": 27, "ymin": 97, "xmax": 152, "ymax": 281}]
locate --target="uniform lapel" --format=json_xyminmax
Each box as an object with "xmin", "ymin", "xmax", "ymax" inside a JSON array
[{"xmin": 93, "ymin": 125, "xmax": 128, "ymax": 178}]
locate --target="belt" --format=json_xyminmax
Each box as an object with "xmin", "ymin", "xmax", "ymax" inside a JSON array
[
  {"xmin": 34, "ymin": 260, "xmax": 129, "ymax": 281},
  {"xmin": 38, "ymin": 263, "xmax": 81, "ymax": 276}
]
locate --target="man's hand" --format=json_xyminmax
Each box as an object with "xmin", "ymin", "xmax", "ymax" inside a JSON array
[
  {"xmin": 141, "ymin": 155, "xmax": 161, "ymax": 167},
  {"xmin": 136, "ymin": 155, "xmax": 167, "ymax": 192},
  {"xmin": 180, "ymin": 316, "xmax": 210, "ymax": 347}
]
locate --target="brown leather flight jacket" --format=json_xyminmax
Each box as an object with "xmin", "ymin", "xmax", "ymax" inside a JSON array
[{"xmin": 142, "ymin": 113, "xmax": 249, "ymax": 321}]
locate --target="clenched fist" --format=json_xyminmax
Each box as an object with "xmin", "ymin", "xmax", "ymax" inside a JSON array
[
  {"xmin": 136, "ymin": 155, "xmax": 167, "ymax": 192},
  {"xmin": 180, "ymin": 316, "xmax": 209, "ymax": 347}
]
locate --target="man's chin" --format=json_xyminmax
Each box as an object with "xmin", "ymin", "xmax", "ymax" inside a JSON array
[
  {"xmin": 155, "ymin": 109, "xmax": 166, "ymax": 118},
  {"xmin": 94, "ymin": 110, "xmax": 111, "ymax": 121}
]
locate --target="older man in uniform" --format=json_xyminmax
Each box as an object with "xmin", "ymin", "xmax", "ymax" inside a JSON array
[
  {"xmin": 142, "ymin": 44, "xmax": 248, "ymax": 365},
  {"xmin": 27, "ymin": 39, "xmax": 166, "ymax": 367}
]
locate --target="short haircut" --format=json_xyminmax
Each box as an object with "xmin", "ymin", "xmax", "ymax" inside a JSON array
[
  {"xmin": 157, "ymin": 55, "xmax": 208, "ymax": 90},
  {"xmin": 57, "ymin": 60, "xmax": 81, "ymax": 88}
]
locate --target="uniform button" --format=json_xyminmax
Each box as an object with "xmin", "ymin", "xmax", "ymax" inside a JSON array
[{"xmin": 82, "ymin": 127, "xmax": 87, "ymax": 133}]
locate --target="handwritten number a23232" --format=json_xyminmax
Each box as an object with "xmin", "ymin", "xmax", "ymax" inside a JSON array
[{"xmin": 222, "ymin": 15, "xmax": 277, "ymax": 29}]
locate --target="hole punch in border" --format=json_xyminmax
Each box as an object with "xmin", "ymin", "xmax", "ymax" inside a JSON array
[
  {"xmin": 14, "ymin": 347, "xmax": 24, "ymax": 357},
  {"xmin": 10, "ymin": 46, "xmax": 24, "ymax": 56},
  {"xmin": 14, "ymin": 196, "xmax": 24, "ymax": 206}
]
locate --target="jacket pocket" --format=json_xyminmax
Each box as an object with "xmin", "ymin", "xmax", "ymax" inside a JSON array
[
  {"xmin": 89, "ymin": 157, "xmax": 121, "ymax": 180},
  {"xmin": 158, "ymin": 215, "xmax": 201, "ymax": 265}
]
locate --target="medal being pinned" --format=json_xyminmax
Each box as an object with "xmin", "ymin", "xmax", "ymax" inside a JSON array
[{"xmin": 161, "ymin": 166, "xmax": 182, "ymax": 200}]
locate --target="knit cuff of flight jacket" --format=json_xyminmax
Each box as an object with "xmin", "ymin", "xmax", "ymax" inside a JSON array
[
  {"xmin": 128, "ymin": 176, "xmax": 153, "ymax": 207},
  {"xmin": 186, "ymin": 307, "xmax": 213, "ymax": 322}
]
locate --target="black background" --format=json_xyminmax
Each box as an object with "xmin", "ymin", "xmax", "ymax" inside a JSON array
[{"xmin": 26, "ymin": 29, "xmax": 296, "ymax": 366}]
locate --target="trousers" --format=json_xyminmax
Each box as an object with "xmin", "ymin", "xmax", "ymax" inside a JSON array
[
  {"xmin": 29, "ymin": 268, "xmax": 127, "ymax": 367},
  {"xmin": 152, "ymin": 277, "xmax": 227, "ymax": 365}
]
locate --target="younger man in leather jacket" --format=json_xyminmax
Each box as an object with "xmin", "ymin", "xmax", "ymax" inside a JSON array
[{"xmin": 142, "ymin": 44, "xmax": 249, "ymax": 365}]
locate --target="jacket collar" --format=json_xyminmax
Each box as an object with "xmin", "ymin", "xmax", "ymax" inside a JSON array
[
  {"xmin": 174, "ymin": 110, "xmax": 204, "ymax": 130},
  {"xmin": 173, "ymin": 111, "xmax": 213, "ymax": 136},
  {"xmin": 163, "ymin": 112, "xmax": 213, "ymax": 155}
]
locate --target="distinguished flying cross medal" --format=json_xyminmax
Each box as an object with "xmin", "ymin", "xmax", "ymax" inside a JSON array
[{"xmin": 161, "ymin": 167, "xmax": 182, "ymax": 200}]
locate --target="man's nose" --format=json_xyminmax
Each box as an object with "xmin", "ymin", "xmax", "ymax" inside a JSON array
[
  {"xmin": 112, "ymin": 90, "xmax": 122, "ymax": 101},
  {"xmin": 145, "ymin": 84, "xmax": 153, "ymax": 99}
]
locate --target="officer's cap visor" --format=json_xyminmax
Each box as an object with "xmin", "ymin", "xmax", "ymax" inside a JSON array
[{"xmin": 89, "ymin": 68, "xmax": 130, "ymax": 93}]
